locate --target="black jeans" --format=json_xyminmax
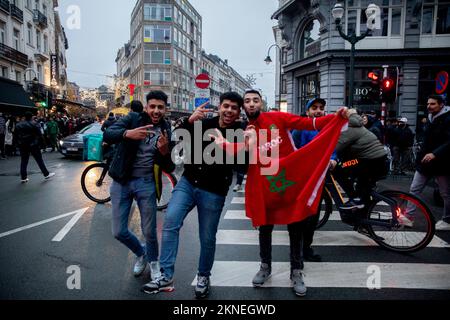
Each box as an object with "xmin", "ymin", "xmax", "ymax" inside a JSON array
[
  {"xmin": 20, "ymin": 145, "xmax": 49, "ymax": 180},
  {"xmin": 258, "ymin": 220, "xmax": 307, "ymax": 271},
  {"xmin": 333, "ymin": 156, "xmax": 389, "ymax": 204},
  {"xmin": 302, "ymin": 213, "xmax": 320, "ymax": 253}
]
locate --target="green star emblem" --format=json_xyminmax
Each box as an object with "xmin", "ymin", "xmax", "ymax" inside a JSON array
[
  {"xmin": 269, "ymin": 124, "xmax": 278, "ymax": 130},
  {"xmin": 266, "ymin": 168, "xmax": 295, "ymax": 195}
]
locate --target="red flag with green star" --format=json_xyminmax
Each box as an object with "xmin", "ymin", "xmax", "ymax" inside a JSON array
[{"xmin": 245, "ymin": 116, "xmax": 347, "ymax": 227}]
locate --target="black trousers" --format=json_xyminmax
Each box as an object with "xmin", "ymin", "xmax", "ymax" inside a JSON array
[
  {"xmin": 333, "ymin": 156, "xmax": 389, "ymax": 204},
  {"xmin": 258, "ymin": 220, "xmax": 307, "ymax": 271},
  {"xmin": 20, "ymin": 145, "xmax": 49, "ymax": 180}
]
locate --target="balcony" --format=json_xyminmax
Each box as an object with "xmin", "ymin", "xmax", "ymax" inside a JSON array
[
  {"xmin": 0, "ymin": 43, "xmax": 28, "ymax": 67},
  {"xmin": 33, "ymin": 9, "xmax": 48, "ymax": 29},
  {"xmin": 10, "ymin": 3, "xmax": 24, "ymax": 23},
  {"xmin": 0, "ymin": 0, "xmax": 10, "ymax": 14}
]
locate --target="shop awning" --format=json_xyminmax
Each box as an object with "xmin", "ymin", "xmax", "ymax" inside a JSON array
[{"xmin": 0, "ymin": 77, "xmax": 36, "ymax": 114}]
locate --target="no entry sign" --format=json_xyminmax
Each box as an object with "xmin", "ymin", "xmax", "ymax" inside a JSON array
[{"xmin": 195, "ymin": 73, "xmax": 210, "ymax": 89}]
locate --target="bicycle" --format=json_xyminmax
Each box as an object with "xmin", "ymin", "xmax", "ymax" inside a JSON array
[
  {"xmin": 81, "ymin": 160, "xmax": 178, "ymax": 210},
  {"xmin": 315, "ymin": 172, "xmax": 435, "ymax": 253}
]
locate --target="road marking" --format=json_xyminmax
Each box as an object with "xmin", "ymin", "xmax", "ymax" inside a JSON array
[
  {"xmin": 231, "ymin": 197, "xmax": 245, "ymax": 204},
  {"xmin": 52, "ymin": 208, "xmax": 89, "ymax": 242},
  {"xmin": 216, "ymin": 229, "xmax": 449, "ymax": 248},
  {"xmin": 192, "ymin": 261, "xmax": 450, "ymax": 290},
  {"xmin": 0, "ymin": 208, "xmax": 90, "ymax": 239}
]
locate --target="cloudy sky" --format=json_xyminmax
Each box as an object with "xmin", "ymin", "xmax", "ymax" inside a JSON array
[{"xmin": 59, "ymin": 0, "xmax": 279, "ymax": 106}]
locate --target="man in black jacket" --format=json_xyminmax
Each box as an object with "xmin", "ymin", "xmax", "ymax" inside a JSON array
[
  {"xmin": 15, "ymin": 112, "xmax": 55, "ymax": 183},
  {"xmin": 408, "ymin": 95, "xmax": 450, "ymax": 231},
  {"xmin": 142, "ymin": 92, "xmax": 246, "ymax": 299},
  {"xmin": 103, "ymin": 91, "xmax": 174, "ymax": 281}
]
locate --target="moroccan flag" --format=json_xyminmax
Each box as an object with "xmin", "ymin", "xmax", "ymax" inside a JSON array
[{"xmin": 245, "ymin": 116, "xmax": 348, "ymax": 227}]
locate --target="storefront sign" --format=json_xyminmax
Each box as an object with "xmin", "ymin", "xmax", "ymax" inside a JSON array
[{"xmin": 50, "ymin": 54, "xmax": 59, "ymax": 87}]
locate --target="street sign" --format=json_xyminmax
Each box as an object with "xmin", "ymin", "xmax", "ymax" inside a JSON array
[
  {"xmin": 195, "ymin": 73, "xmax": 210, "ymax": 89},
  {"xmin": 195, "ymin": 87, "xmax": 211, "ymax": 111},
  {"xmin": 435, "ymin": 71, "xmax": 449, "ymax": 95}
]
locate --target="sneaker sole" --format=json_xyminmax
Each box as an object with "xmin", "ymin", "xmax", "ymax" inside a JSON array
[
  {"xmin": 252, "ymin": 274, "xmax": 272, "ymax": 287},
  {"xmin": 195, "ymin": 288, "xmax": 209, "ymax": 299},
  {"xmin": 142, "ymin": 286, "xmax": 174, "ymax": 295},
  {"xmin": 294, "ymin": 290, "xmax": 307, "ymax": 297}
]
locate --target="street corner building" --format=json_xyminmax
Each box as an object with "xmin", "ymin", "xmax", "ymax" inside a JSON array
[{"xmin": 271, "ymin": 0, "xmax": 450, "ymax": 133}]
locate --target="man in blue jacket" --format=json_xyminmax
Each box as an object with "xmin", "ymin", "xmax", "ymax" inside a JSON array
[
  {"xmin": 103, "ymin": 91, "xmax": 175, "ymax": 281},
  {"xmin": 292, "ymin": 98, "xmax": 337, "ymax": 263}
]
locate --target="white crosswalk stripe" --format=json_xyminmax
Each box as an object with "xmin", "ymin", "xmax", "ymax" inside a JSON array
[
  {"xmin": 192, "ymin": 261, "xmax": 450, "ymax": 290},
  {"xmin": 197, "ymin": 180, "xmax": 450, "ymax": 293}
]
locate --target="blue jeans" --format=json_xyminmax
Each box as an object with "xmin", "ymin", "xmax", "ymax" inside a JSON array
[
  {"xmin": 110, "ymin": 177, "xmax": 158, "ymax": 261},
  {"xmin": 160, "ymin": 176, "xmax": 226, "ymax": 279}
]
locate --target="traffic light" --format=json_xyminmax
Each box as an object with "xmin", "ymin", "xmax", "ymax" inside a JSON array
[
  {"xmin": 368, "ymin": 70, "xmax": 382, "ymax": 102},
  {"xmin": 381, "ymin": 76, "xmax": 397, "ymax": 103}
]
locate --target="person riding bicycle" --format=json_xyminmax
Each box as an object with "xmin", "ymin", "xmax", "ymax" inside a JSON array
[{"xmin": 332, "ymin": 111, "xmax": 389, "ymax": 213}]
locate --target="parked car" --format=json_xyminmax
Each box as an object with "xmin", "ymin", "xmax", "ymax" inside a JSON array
[{"xmin": 59, "ymin": 123, "xmax": 102, "ymax": 158}]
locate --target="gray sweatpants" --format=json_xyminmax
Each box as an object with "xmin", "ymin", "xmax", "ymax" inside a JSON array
[{"xmin": 409, "ymin": 171, "xmax": 450, "ymax": 222}]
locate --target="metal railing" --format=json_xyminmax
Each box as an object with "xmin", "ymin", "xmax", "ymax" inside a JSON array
[
  {"xmin": 33, "ymin": 9, "xmax": 48, "ymax": 28},
  {"xmin": 10, "ymin": 3, "xmax": 24, "ymax": 23},
  {"xmin": 0, "ymin": 43, "xmax": 28, "ymax": 66}
]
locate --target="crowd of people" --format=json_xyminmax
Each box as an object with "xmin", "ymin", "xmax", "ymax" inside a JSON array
[
  {"xmin": 0, "ymin": 113, "xmax": 97, "ymax": 158},
  {"xmin": 2, "ymin": 90, "xmax": 448, "ymax": 299}
]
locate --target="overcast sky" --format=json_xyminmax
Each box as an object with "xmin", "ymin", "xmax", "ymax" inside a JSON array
[{"xmin": 59, "ymin": 0, "xmax": 279, "ymax": 106}]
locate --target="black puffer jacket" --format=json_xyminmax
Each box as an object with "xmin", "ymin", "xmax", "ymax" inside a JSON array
[
  {"xmin": 15, "ymin": 120, "xmax": 43, "ymax": 148},
  {"xmin": 103, "ymin": 112, "xmax": 174, "ymax": 184},
  {"xmin": 416, "ymin": 107, "xmax": 450, "ymax": 175}
]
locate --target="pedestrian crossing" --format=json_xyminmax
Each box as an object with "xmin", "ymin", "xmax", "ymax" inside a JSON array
[{"xmin": 191, "ymin": 178, "xmax": 450, "ymax": 293}]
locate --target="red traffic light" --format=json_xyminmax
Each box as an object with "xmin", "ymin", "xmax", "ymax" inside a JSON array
[
  {"xmin": 368, "ymin": 72, "xmax": 379, "ymax": 81},
  {"xmin": 382, "ymin": 78, "xmax": 394, "ymax": 91}
]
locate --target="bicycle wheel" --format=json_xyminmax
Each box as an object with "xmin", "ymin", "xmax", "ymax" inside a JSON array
[
  {"xmin": 81, "ymin": 163, "xmax": 112, "ymax": 204},
  {"xmin": 157, "ymin": 171, "xmax": 177, "ymax": 210},
  {"xmin": 366, "ymin": 190, "xmax": 435, "ymax": 253},
  {"xmin": 316, "ymin": 190, "xmax": 333, "ymax": 229}
]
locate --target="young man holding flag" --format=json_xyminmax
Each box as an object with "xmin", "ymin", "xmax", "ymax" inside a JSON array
[{"xmin": 241, "ymin": 90, "xmax": 350, "ymax": 296}]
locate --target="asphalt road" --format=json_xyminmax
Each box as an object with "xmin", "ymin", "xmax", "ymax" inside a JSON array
[{"xmin": 1, "ymin": 152, "xmax": 449, "ymax": 302}]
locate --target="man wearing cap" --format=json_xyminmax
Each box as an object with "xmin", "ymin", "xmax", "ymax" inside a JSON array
[{"xmin": 291, "ymin": 98, "xmax": 337, "ymax": 263}]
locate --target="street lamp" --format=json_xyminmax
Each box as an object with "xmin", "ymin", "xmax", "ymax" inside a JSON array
[
  {"xmin": 332, "ymin": 2, "xmax": 374, "ymax": 109},
  {"xmin": 264, "ymin": 44, "xmax": 282, "ymax": 110}
]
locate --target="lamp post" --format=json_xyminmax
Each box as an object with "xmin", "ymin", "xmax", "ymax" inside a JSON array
[
  {"xmin": 332, "ymin": 2, "xmax": 375, "ymax": 109},
  {"xmin": 264, "ymin": 44, "xmax": 282, "ymax": 110}
]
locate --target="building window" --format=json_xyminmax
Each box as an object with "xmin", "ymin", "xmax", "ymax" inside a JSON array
[
  {"xmin": 144, "ymin": 25, "xmax": 171, "ymax": 43},
  {"xmin": 1, "ymin": 66, "xmax": 8, "ymax": 78},
  {"xmin": 347, "ymin": 0, "xmax": 403, "ymax": 37},
  {"xmin": 37, "ymin": 64, "xmax": 42, "ymax": 82},
  {"xmin": 26, "ymin": 0, "xmax": 31, "ymax": 10},
  {"xmin": 144, "ymin": 49, "xmax": 171, "ymax": 64},
  {"xmin": 13, "ymin": 29, "xmax": 20, "ymax": 51},
  {"xmin": 43, "ymin": 34, "xmax": 48, "ymax": 53},
  {"xmin": 36, "ymin": 30, "xmax": 41, "ymax": 51},
  {"xmin": 15, "ymin": 70, "xmax": 22, "ymax": 83},
  {"xmin": 27, "ymin": 24, "xmax": 33, "ymax": 46},
  {"xmin": 422, "ymin": 0, "xmax": 450, "ymax": 35},
  {"xmin": 144, "ymin": 69, "xmax": 171, "ymax": 86},
  {"xmin": 298, "ymin": 19, "xmax": 321, "ymax": 60},
  {"xmin": 297, "ymin": 73, "xmax": 320, "ymax": 114},
  {"xmin": 144, "ymin": 4, "xmax": 172, "ymax": 21},
  {"xmin": 0, "ymin": 21, "xmax": 5, "ymax": 45}
]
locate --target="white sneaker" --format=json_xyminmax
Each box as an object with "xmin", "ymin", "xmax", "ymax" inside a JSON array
[
  {"xmin": 397, "ymin": 213, "xmax": 414, "ymax": 227},
  {"xmin": 133, "ymin": 253, "xmax": 148, "ymax": 277},
  {"xmin": 435, "ymin": 220, "xmax": 450, "ymax": 231},
  {"xmin": 21, "ymin": 178, "xmax": 29, "ymax": 183},
  {"xmin": 149, "ymin": 261, "xmax": 161, "ymax": 280},
  {"xmin": 233, "ymin": 184, "xmax": 242, "ymax": 192},
  {"xmin": 44, "ymin": 172, "xmax": 55, "ymax": 180}
]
